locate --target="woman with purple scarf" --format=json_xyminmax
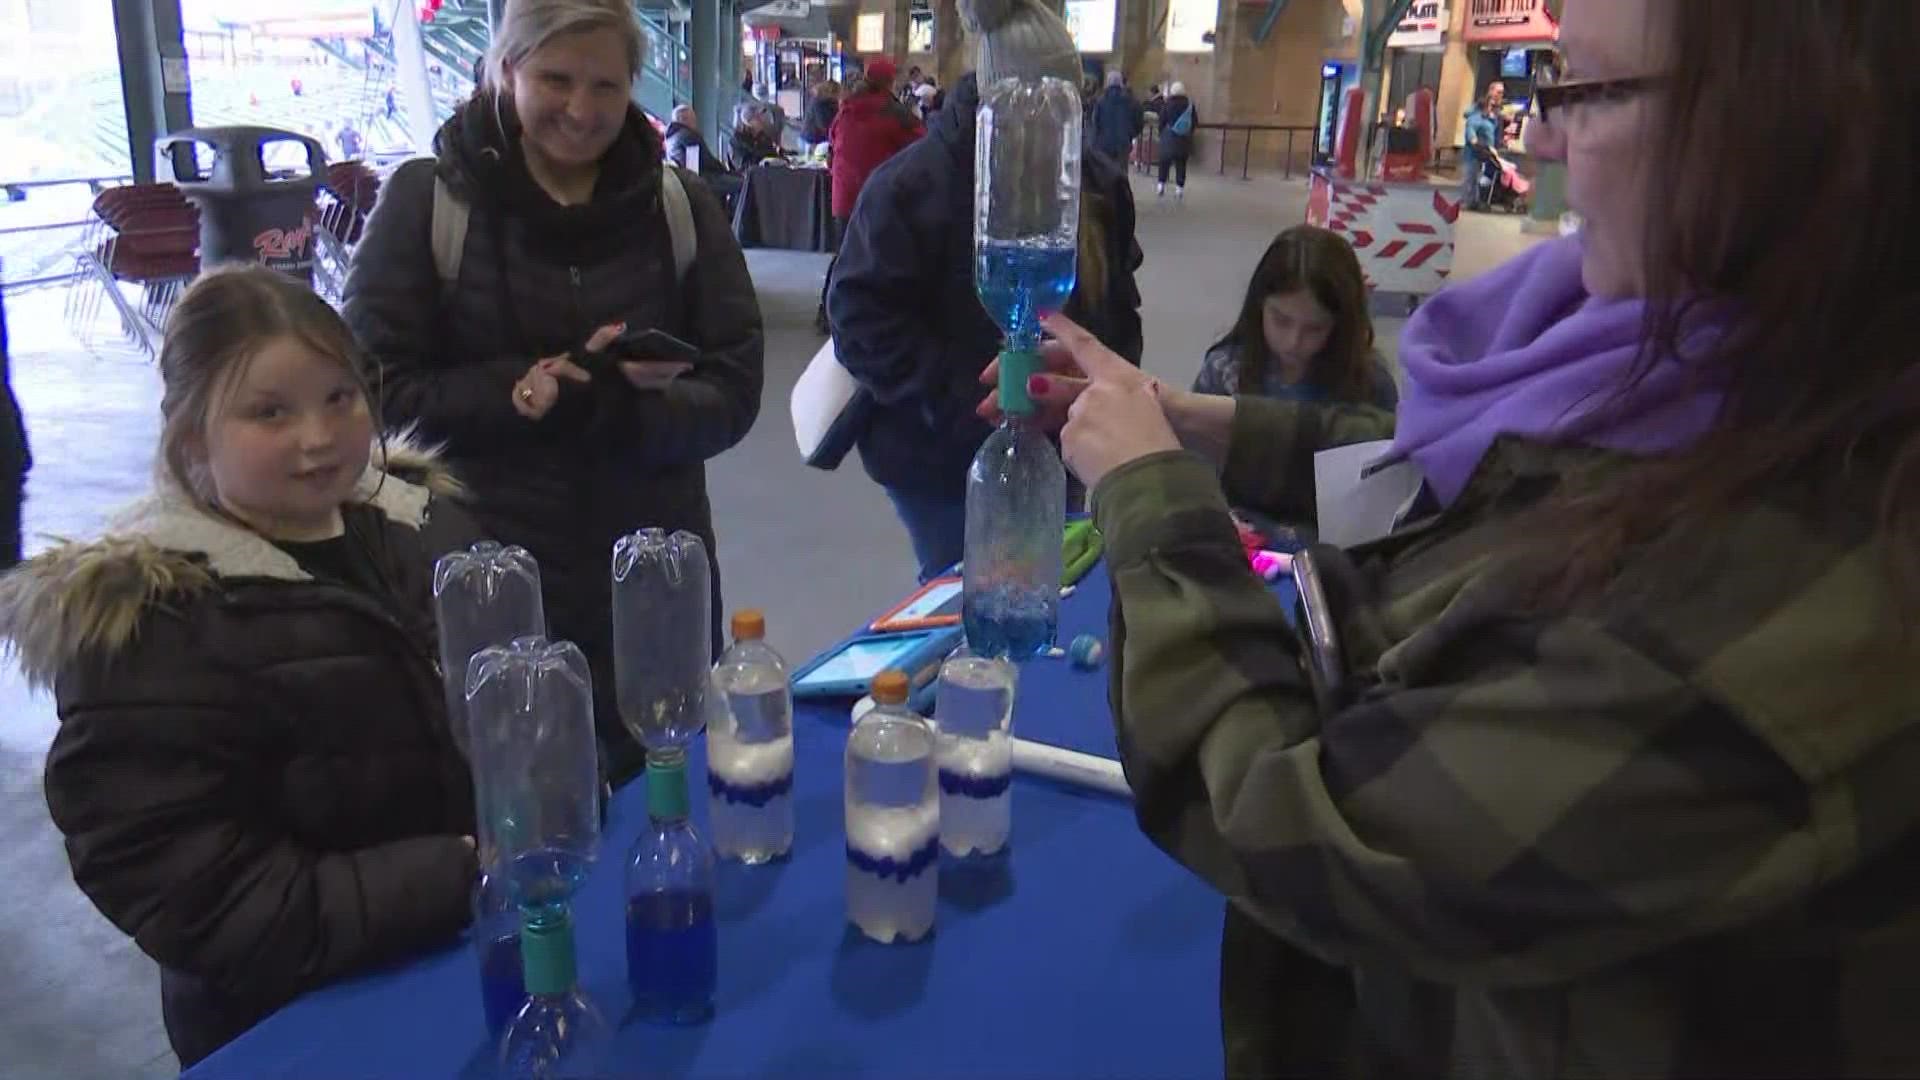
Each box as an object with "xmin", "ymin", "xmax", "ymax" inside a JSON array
[{"xmin": 979, "ymin": 0, "xmax": 1920, "ymax": 1075}]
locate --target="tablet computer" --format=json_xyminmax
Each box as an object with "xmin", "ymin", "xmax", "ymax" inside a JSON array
[
  {"xmin": 791, "ymin": 626, "xmax": 963, "ymax": 700},
  {"xmin": 870, "ymin": 576, "xmax": 963, "ymax": 633}
]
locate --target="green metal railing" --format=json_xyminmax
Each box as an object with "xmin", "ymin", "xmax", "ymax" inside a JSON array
[{"xmin": 635, "ymin": 8, "xmax": 694, "ymax": 121}]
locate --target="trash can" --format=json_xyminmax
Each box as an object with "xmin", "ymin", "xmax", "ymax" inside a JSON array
[{"xmin": 155, "ymin": 126, "xmax": 328, "ymax": 283}]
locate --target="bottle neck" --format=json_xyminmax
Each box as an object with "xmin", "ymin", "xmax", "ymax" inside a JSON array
[
  {"xmin": 646, "ymin": 756, "xmax": 691, "ymax": 822},
  {"xmin": 995, "ymin": 348, "xmax": 1039, "ymax": 421},
  {"xmin": 518, "ymin": 907, "xmax": 577, "ymax": 997}
]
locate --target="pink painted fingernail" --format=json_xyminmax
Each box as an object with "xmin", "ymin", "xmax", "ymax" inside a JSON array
[{"xmin": 1029, "ymin": 375, "xmax": 1052, "ymax": 396}]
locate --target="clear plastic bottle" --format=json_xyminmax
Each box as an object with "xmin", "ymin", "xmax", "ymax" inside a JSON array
[
  {"xmin": 844, "ymin": 671, "xmax": 939, "ymax": 943},
  {"xmin": 707, "ymin": 609, "xmax": 795, "ymax": 864},
  {"xmin": 463, "ymin": 636, "xmax": 601, "ymax": 919},
  {"xmin": 963, "ymin": 72, "xmax": 1079, "ymax": 662},
  {"xmin": 498, "ymin": 907, "xmax": 612, "ymax": 1079},
  {"xmin": 611, "ymin": 528, "xmax": 713, "ymax": 753},
  {"xmin": 625, "ymin": 758, "xmax": 718, "ymax": 1024},
  {"xmin": 933, "ymin": 649, "xmax": 1016, "ymax": 857},
  {"xmin": 610, "ymin": 529, "xmax": 720, "ymax": 1022},
  {"xmin": 432, "ymin": 541, "xmax": 545, "ymax": 758}
]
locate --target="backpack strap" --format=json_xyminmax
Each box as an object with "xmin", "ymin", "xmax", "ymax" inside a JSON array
[
  {"xmin": 660, "ymin": 166, "xmax": 697, "ymax": 283},
  {"xmin": 429, "ymin": 162, "xmax": 695, "ymax": 293}
]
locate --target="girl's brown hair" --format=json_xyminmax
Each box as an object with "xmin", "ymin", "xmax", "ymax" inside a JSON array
[
  {"xmin": 158, "ymin": 265, "xmax": 375, "ymax": 511},
  {"xmin": 1210, "ymin": 225, "xmax": 1375, "ymax": 401},
  {"xmin": 1535, "ymin": 0, "xmax": 1918, "ymax": 608}
]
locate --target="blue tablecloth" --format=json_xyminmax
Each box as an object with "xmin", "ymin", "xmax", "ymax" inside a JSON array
[{"xmin": 184, "ymin": 563, "xmax": 1237, "ymax": 1079}]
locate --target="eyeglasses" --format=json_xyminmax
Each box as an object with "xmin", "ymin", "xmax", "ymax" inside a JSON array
[{"xmin": 1532, "ymin": 69, "xmax": 1662, "ymax": 125}]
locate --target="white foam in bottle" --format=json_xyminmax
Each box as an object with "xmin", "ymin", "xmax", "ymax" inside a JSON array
[
  {"xmin": 707, "ymin": 725, "xmax": 794, "ymax": 864},
  {"xmin": 844, "ymin": 801, "xmax": 939, "ymax": 944},
  {"xmin": 936, "ymin": 730, "xmax": 1012, "ymax": 857}
]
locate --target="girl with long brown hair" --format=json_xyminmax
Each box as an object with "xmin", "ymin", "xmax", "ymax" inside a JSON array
[
  {"xmin": 987, "ymin": 0, "xmax": 1920, "ymax": 1074},
  {"xmin": 1193, "ymin": 224, "xmax": 1396, "ymax": 407}
]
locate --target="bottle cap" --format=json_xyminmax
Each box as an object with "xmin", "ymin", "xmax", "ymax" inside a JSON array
[
  {"xmin": 646, "ymin": 757, "xmax": 691, "ymax": 820},
  {"xmin": 731, "ymin": 609, "xmax": 767, "ymax": 642},
  {"xmin": 997, "ymin": 348, "xmax": 1039, "ymax": 417},
  {"xmin": 518, "ymin": 907, "xmax": 577, "ymax": 996},
  {"xmin": 872, "ymin": 670, "xmax": 910, "ymax": 705}
]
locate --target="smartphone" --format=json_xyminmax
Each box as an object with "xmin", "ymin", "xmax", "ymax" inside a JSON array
[
  {"xmin": 1290, "ymin": 549, "xmax": 1351, "ymax": 716},
  {"xmin": 608, "ymin": 327, "xmax": 700, "ymax": 363}
]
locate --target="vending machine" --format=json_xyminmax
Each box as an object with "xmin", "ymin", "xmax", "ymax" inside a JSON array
[{"xmin": 1313, "ymin": 62, "xmax": 1355, "ymax": 167}]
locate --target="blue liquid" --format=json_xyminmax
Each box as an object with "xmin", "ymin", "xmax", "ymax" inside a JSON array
[
  {"xmin": 963, "ymin": 582, "xmax": 1058, "ymax": 662},
  {"xmin": 976, "ymin": 241, "xmax": 1077, "ymax": 346},
  {"xmin": 626, "ymin": 889, "xmax": 718, "ymax": 1024},
  {"xmin": 478, "ymin": 932, "xmax": 526, "ymax": 1038},
  {"xmin": 505, "ymin": 848, "xmax": 593, "ymax": 914}
]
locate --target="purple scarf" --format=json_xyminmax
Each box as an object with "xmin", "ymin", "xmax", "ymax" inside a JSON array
[{"xmin": 1391, "ymin": 236, "xmax": 1726, "ymax": 505}]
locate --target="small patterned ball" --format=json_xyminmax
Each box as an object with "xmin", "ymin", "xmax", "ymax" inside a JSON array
[{"xmin": 1068, "ymin": 634, "xmax": 1105, "ymax": 670}]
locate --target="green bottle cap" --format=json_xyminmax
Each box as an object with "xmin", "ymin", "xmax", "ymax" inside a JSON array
[
  {"xmin": 997, "ymin": 348, "xmax": 1040, "ymax": 418},
  {"xmin": 519, "ymin": 907, "xmax": 577, "ymax": 996},
  {"xmin": 647, "ymin": 758, "xmax": 690, "ymax": 821}
]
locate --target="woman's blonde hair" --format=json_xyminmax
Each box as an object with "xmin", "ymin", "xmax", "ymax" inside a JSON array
[
  {"xmin": 157, "ymin": 265, "xmax": 374, "ymax": 513},
  {"xmin": 480, "ymin": 0, "xmax": 644, "ymax": 96}
]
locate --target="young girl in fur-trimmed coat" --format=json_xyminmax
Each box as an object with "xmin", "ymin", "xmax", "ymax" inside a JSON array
[{"xmin": 0, "ymin": 267, "xmax": 480, "ymax": 1068}]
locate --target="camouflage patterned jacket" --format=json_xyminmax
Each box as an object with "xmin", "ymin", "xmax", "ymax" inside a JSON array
[{"xmin": 1092, "ymin": 396, "xmax": 1920, "ymax": 1079}]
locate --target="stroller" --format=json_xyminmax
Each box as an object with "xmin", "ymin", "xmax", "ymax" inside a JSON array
[{"xmin": 1476, "ymin": 152, "xmax": 1532, "ymax": 213}]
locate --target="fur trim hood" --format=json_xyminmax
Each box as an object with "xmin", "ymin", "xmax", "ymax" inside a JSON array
[{"xmin": 0, "ymin": 436, "xmax": 458, "ymax": 690}]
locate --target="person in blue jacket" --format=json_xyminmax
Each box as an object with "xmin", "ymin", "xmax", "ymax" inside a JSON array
[
  {"xmin": 828, "ymin": 0, "xmax": 1145, "ymax": 582},
  {"xmin": 1462, "ymin": 96, "xmax": 1501, "ymax": 210},
  {"xmin": 1091, "ymin": 71, "xmax": 1143, "ymax": 163}
]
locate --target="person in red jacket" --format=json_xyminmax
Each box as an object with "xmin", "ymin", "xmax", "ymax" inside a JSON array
[{"xmin": 819, "ymin": 59, "xmax": 923, "ymax": 332}]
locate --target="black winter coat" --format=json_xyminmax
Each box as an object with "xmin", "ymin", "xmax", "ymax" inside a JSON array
[
  {"xmin": 828, "ymin": 75, "xmax": 1145, "ymax": 498},
  {"xmin": 0, "ymin": 447, "xmax": 480, "ymax": 1069},
  {"xmin": 343, "ymin": 100, "xmax": 765, "ymax": 783},
  {"xmin": 1092, "ymin": 85, "xmax": 1144, "ymax": 161},
  {"xmin": 0, "ymin": 288, "xmax": 28, "ymax": 569},
  {"xmin": 1159, "ymin": 94, "xmax": 1197, "ymax": 159}
]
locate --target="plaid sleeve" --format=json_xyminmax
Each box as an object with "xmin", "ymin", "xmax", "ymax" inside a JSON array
[
  {"xmin": 1219, "ymin": 396, "xmax": 1396, "ymax": 522},
  {"xmin": 1092, "ymin": 452, "xmax": 1824, "ymax": 986}
]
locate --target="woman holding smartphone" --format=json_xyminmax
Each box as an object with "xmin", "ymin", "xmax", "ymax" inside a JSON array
[
  {"xmin": 344, "ymin": 0, "xmax": 764, "ymax": 785},
  {"xmin": 984, "ymin": 0, "xmax": 1920, "ymax": 1074}
]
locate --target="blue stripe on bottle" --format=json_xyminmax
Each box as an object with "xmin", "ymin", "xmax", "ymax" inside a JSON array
[
  {"xmin": 938, "ymin": 769, "xmax": 1012, "ymax": 799},
  {"xmin": 707, "ymin": 768, "xmax": 794, "ymax": 807},
  {"xmin": 845, "ymin": 836, "xmax": 940, "ymax": 883}
]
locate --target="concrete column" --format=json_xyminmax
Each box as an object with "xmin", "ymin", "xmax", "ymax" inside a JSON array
[
  {"xmin": 392, "ymin": 5, "xmax": 440, "ymax": 154},
  {"xmin": 935, "ymin": 0, "xmax": 968, "ymax": 88},
  {"xmin": 114, "ymin": 0, "xmax": 192, "ymax": 183},
  {"xmin": 692, "ymin": 0, "xmax": 741, "ymax": 147},
  {"xmin": 1115, "ymin": 0, "xmax": 1160, "ymax": 88}
]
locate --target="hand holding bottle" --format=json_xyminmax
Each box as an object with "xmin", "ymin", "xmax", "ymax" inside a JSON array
[{"xmin": 975, "ymin": 313, "xmax": 1163, "ymax": 430}]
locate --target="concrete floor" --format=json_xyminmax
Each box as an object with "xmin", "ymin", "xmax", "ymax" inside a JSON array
[{"xmin": 0, "ymin": 172, "xmax": 1538, "ymax": 1078}]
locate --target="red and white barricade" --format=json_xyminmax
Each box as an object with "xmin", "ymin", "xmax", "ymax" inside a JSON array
[{"xmin": 1306, "ymin": 168, "xmax": 1461, "ymax": 299}]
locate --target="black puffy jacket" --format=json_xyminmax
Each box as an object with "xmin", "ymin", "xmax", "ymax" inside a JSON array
[
  {"xmin": 0, "ymin": 288, "xmax": 28, "ymax": 568},
  {"xmin": 827, "ymin": 74, "xmax": 1144, "ymax": 498},
  {"xmin": 0, "ymin": 448, "xmax": 480, "ymax": 1069},
  {"xmin": 343, "ymin": 100, "xmax": 765, "ymax": 783}
]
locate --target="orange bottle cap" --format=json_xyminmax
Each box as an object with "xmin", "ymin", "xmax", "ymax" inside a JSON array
[
  {"xmin": 732, "ymin": 609, "xmax": 766, "ymax": 641},
  {"xmin": 871, "ymin": 670, "xmax": 910, "ymax": 705}
]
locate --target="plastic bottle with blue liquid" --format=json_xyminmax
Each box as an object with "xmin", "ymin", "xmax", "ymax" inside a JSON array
[
  {"xmin": 612, "ymin": 529, "xmax": 721, "ymax": 1024},
  {"xmin": 464, "ymin": 636, "xmax": 610, "ymax": 1078},
  {"xmin": 963, "ymin": 72, "xmax": 1080, "ymax": 662}
]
